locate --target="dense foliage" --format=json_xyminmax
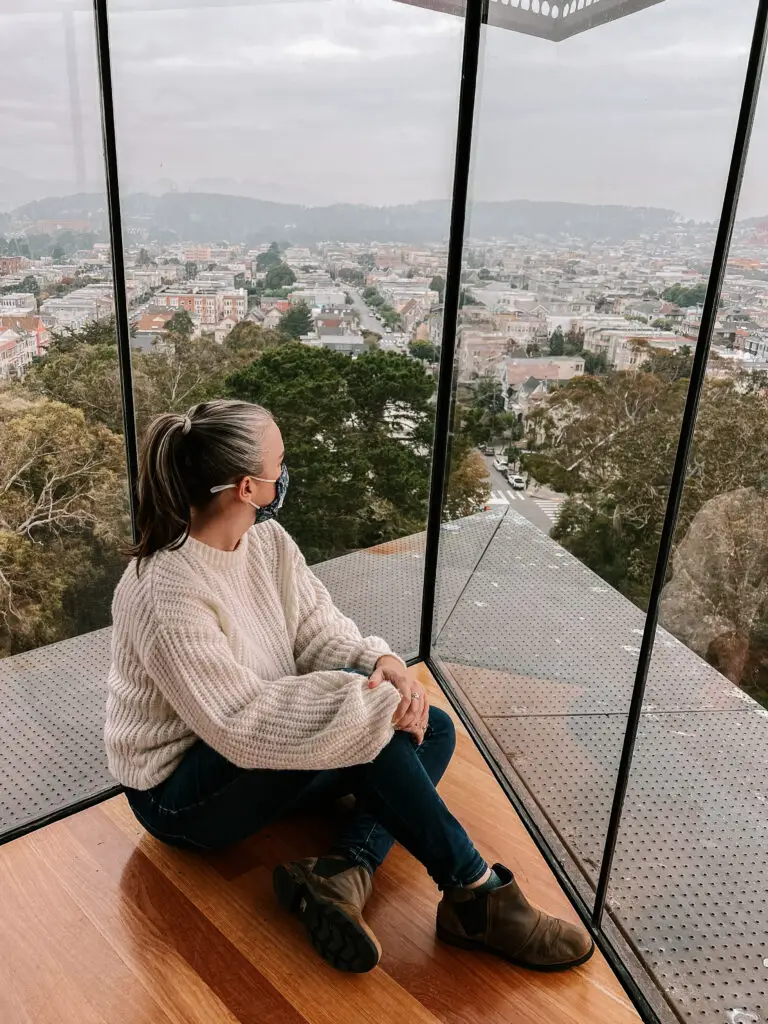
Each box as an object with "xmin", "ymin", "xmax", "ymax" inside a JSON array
[{"xmin": 1, "ymin": 321, "xmax": 486, "ymax": 653}]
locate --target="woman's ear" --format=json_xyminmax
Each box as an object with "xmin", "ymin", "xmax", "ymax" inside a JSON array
[{"xmin": 237, "ymin": 476, "xmax": 253, "ymax": 502}]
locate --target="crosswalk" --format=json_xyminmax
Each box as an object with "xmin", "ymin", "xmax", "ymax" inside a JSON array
[{"xmin": 488, "ymin": 490, "xmax": 563, "ymax": 523}]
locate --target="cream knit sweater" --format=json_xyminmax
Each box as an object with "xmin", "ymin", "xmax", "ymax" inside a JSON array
[{"xmin": 105, "ymin": 520, "xmax": 402, "ymax": 790}]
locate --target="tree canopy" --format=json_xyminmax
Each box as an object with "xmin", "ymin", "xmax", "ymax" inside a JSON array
[
  {"xmin": 264, "ymin": 261, "xmax": 296, "ymax": 291},
  {"xmin": 279, "ymin": 301, "xmax": 314, "ymax": 339},
  {"xmin": 256, "ymin": 241, "xmax": 282, "ymax": 272},
  {"xmin": 408, "ymin": 340, "xmax": 439, "ymax": 363},
  {"xmin": 225, "ymin": 343, "xmax": 485, "ymax": 562},
  {"xmin": 3, "ymin": 317, "xmax": 488, "ymax": 653},
  {"xmin": 524, "ymin": 355, "xmax": 767, "ymax": 622},
  {"xmin": 662, "ymin": 282, "xmax": 707, "ymax": 307},
  {"xmin": 0, "ymin": 394, "xmax": 127, "ymax": 654}
]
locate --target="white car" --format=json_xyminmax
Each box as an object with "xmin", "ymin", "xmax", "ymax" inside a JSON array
[
  {"xmin": 507, "ymin": 473, "xmax": 526, "ymax": 490},
  {"xmin": 493, "ymin": 456, "xmax": 508, "ymax": 472}
]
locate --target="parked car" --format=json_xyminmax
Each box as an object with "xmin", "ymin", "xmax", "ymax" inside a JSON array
[
  {"xmin": 478, "ymin": 444, "xmax": 495, "ymax": 455},
  {"xmin": 493, "ymin": 455, "xmax": 509, "ymax": 472},
  {"xmin": 507, "ymin": 472, "xmax": 526, "ymax": 490}
]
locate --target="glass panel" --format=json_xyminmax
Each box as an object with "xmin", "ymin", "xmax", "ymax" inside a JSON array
[
  {"xmin": 0, "ymin": 3, "xmax": 129, "ymax": 835},
  {"xmin": 432, "ymin": 0, "xmax": 760, "ymax": 921},
  {"xmin": 106, "ymin": 0, "xmax": 465, "ymax": 660},
  {"xmin": 606, "ymin": 74, "xmax": 768, "ymax": 1024}
]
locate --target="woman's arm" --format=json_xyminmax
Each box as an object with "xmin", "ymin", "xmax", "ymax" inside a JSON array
[
  {"xmin": 277, "ymin": 525, "xmax": 405, "ymax": 676},
  {"xmin": 144, "ymin": 594, "xmax": 400, "ymax": 771}
]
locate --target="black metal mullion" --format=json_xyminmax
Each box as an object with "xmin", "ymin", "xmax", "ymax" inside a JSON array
[
  {"xmin": 419, "ymin": 0, "xmax": 488, "ymax": 662},
  {"xmin": 593, "ymin": 0, "xmax": 768, "ymax": 928},
  {"xmin": 93, "ymin": 0, "xmax": 140, "ymax": 541}
]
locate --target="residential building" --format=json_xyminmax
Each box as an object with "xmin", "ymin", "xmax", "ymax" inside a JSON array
[
  {"xmin": 214, "ymin": 316, "xmax": 239, "ymax": 344},
  {"xmin": 220, "ymin": 289, "xmax": 248, "ymax": 322},
  {"xmin": 0, "ymin": 292, "xmax": 37, "ymax": 315},
  {"xmin": 582, "ymin": 327, "xmax": 686, "ymax": 370},
  {"xmin": 0, "ymin": 327, "xmax": 39, "ymax": 378},
  {"xmin": 0, "ymin": 256, "xmax": 24, "ymax": 276},
  {"xmin": 40, "ymin": 285, "xmax": 115, "ymax": 331},
  {"xmin": 457, "ymin": 329, "xmax": 508, "ymax": 381},
  {"xmin": 0, "ymin": 314, "xmax": 49, "ymax": 357},
  {"xmin": 155, "ymin": 286, "xmax": 221, "ymax": 325},
  {"xmin": 500, "ymin": 356, "xmax": 585, "ymax": 396}
]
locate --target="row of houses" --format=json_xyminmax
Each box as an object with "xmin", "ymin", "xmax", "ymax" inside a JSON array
[{"xmin": 0, "ymin": 314, "xmax": 50, "ymax": 379}]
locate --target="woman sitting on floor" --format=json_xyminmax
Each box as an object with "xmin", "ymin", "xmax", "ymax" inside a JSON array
[{"xmin": 105, "ymin": 398, "xmax": 592, "ymax": 974}]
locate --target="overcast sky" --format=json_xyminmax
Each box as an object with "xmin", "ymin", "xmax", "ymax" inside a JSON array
[{"xmin": 1, "ymin": 0, "xmax": 767, "ymax": 221}]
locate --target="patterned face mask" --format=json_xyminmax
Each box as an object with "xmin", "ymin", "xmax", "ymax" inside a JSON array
[{"xmin": 210, "ymin": 462, "xmax": 289, "ymax": 524}]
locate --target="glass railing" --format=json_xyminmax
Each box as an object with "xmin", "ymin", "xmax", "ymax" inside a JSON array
[{"xmin": 2, "ymin": 1, "xmax": 768, "ymax": 1021}]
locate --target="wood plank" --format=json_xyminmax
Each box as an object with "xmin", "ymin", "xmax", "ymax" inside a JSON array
[
  {"xmin": 33, "ymin": 811, "xmax": 306, "ymax": 1024},
  {"xmin": 0, "ymin": 824, "xmax": 174, "ymax": 1024},
  {"xmin": 0, "ymin": 663, "xmax": 639, "ymax": 1024}
]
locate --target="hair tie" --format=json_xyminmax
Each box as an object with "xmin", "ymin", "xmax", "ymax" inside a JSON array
[{"xmin": 182, "ymin": 415, "xmax": 192, "ymax": 435}]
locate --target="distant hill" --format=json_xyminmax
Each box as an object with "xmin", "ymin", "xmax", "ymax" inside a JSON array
[{"xmin": 8, "ymin": 192, "xmax": 680, "ymax": 244}]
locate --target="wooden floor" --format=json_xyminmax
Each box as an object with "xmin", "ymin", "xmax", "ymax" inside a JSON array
[{"xmin": 0, "ymin": 665, "xmax": 640, "ymax": 1024}]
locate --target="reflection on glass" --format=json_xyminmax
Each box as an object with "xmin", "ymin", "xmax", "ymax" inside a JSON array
[
  {"xmin": 0, "ymin": 6, "xmax": 128, "ymax": 656},
  {"xmin": 106, "ymin": 0, "xmax": 465, "ymax": 658},
  {"xmin": 431, "ymin": 0, "xmax": 761, "ymax": 972},
  {"xmin": 606, "ymin": 82, "xmax": 768, "ymax": 1024}
]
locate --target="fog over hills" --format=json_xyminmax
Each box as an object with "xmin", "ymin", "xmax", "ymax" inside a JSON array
[{"xmin": 6, "ymin": 191, "xmax": 687, "ymax": 245}]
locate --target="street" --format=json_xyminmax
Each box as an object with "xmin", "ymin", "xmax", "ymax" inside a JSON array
[
  {"xmin": 346, "ymin": 287, "xmax": 388, "ymax": 334},
  {"xmin": 483, "ymin": 457, "xmax": 563, "ymax": 535}
]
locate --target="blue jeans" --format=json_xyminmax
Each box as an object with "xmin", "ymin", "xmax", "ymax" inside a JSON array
[{"xmin": 124, "ymin": 704, "xmax": 487, "ymax": 889}]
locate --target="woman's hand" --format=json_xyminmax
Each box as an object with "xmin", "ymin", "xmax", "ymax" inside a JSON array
[{"xmin": 369, "ymin": 654, "xmax": 429, "ymax": 743}]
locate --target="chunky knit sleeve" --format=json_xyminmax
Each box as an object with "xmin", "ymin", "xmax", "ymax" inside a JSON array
[
  {"xmin": 275, "ymin": 524, "xmax": 404, "ymax": 676},
  {"xmin": 144, "ymin": 591, "xmax": 401, "ymax": 771}
]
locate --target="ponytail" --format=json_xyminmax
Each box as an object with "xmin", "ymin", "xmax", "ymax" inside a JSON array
[{"xmin": 128, "ymin": 399, "xmax": 273, "ymax": 573}]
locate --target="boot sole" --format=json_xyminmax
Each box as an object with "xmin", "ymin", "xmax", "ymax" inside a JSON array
[
  {"xmin": 436, "ymin": 923, "xmax": 595, "ymax": 972},
  {"xmin": 273, "ymin": 863, "xmax": 380, "ymax": 973}
]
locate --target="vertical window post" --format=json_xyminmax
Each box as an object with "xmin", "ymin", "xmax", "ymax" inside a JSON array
[
  {"xmin": 419, "ymin": 0, "xmax": 488, "ymax": 662},
  {"xmin": 93, "ymin": 0, "xmax": 140, "ymax": 540}
]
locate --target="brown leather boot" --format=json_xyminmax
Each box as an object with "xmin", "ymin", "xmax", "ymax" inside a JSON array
[
  {"xmin": 437, "ymin": 863, "xmax": 594, "ymax": 971},
  {"xmin": 273, "ymin": 856, "xmax": 381, "ymax": 973}
]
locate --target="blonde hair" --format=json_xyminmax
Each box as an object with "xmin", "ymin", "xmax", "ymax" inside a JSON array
[{"xmin": 129, "ymin": 399, "xmax": 273, "ymax": 571}]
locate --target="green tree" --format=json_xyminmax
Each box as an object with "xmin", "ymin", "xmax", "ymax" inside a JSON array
[
  {"xmin": 224, "ymin": 320, "xmax": 286, "ymax": 359},
  {"xmin": 429, "ymin": 275, "xmax": 445, "ymax": 302},
  {"xmin": 526, "ymin": 360, "xmax": 768, "ymax": 632},
  {"xmin": 256, "ymin": 242, "xmax": 282, "ymax": 272},
  {"xmin": 185, "ymin": 261, "xmax": 198, "ymax": 280},
  {"xmin": 137, "ymin": 247, "xmax": 154, "ymax": 267},
  {"xmin": 225, "ymin": 344, "xmax": 481, "ymax": 562},
  {"xmin": 23, "ymin": 330, "xmax": 124, "ymax": 432},
  {"xmin": 339, "ymin": 268, "xmax": 365, "ymax": 286},
  {"xmin": 362, "ymin": 331, "xmax": 381, "ymax": 350},
  {"xmin": 474, "ymin": 375, "xmax": 506, "ymax": 416},
  {"xmin": 564, "ymin": 326, "xmax": 585, "ymax": 355},
  {"xmin": 279, "ymin": 302, "xmax": 314, "ymax": 339},
  {"xmin": 165, "ymin": 308, "xmax": 195, "ymax": 343},
  {"xmin": 409, "ymin": 340, "xmax": 439, "ymax": 362},
  {"xmin": 549, "ymin": 327, "xmax": 565, "ymax": 356},
  {"xmin": 638, "ymin": 342, "xmax": 694, "ymax": 383},
  {"xmin": 0, "ymin": 394, "xmax": 128, "ymax": 654},
  {"xmin": 19, "ymin": 275, "xmax": 40, "ymax": 298},
  {"xmin": 583, "ymin": 350, "xmax": 609, "ymax": 376},
  {"xmin": 662, "ymin": 282, "xmax": 707, "ymax": 307},
  {"xmin": 264, "ymin": 261, "xmax": 296, "ymax": 291}
]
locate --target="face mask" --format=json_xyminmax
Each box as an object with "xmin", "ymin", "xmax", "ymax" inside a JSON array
[{"xmin": 210, "ymin": 462, "xmax": 289, "ymax": 524}]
